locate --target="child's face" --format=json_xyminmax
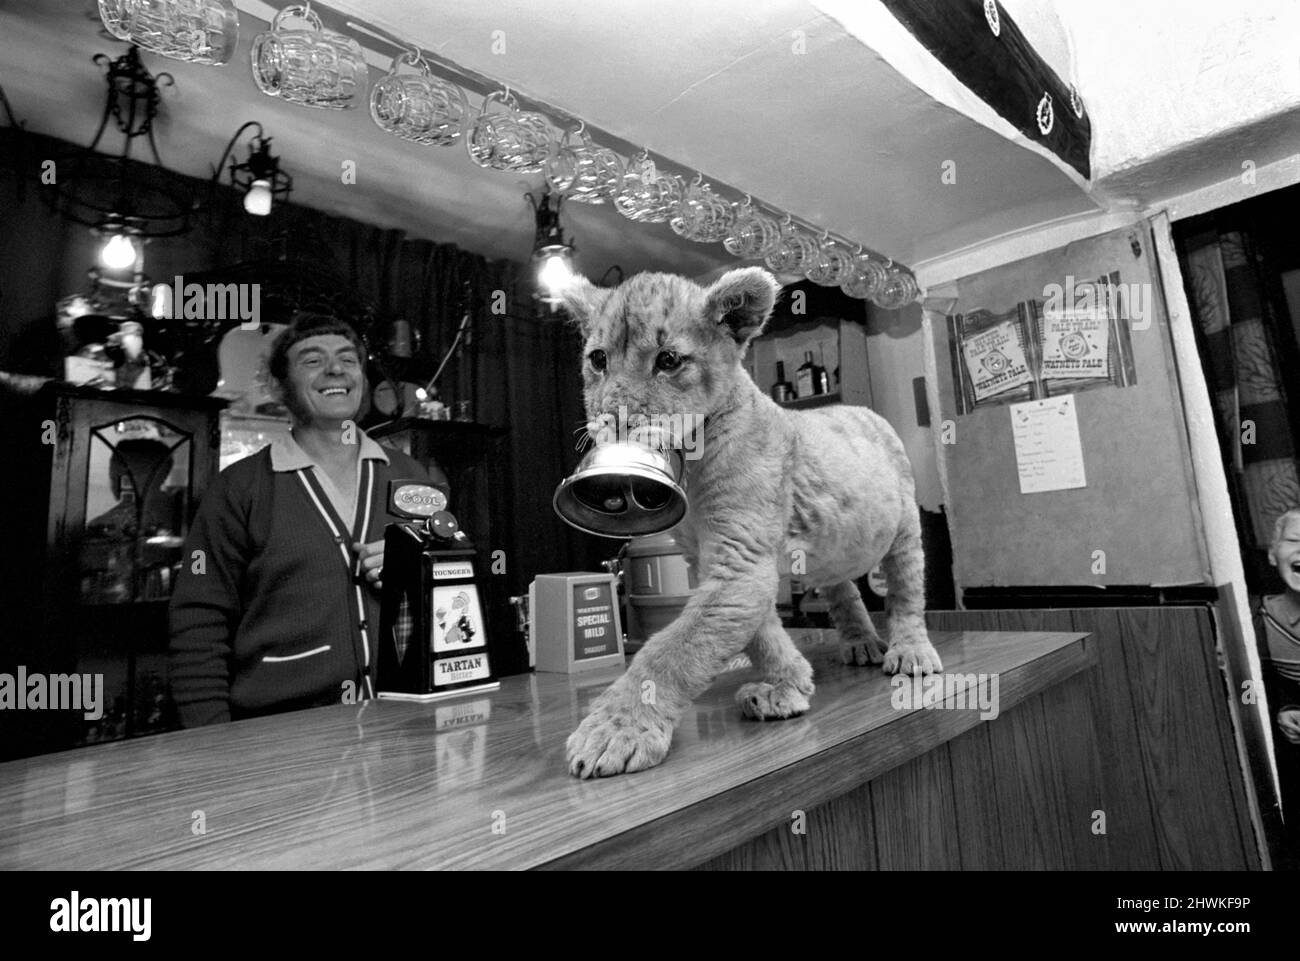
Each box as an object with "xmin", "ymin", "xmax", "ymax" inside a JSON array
[{"xmin": 1270, "ymin": 515, "xmax": 1300, "ymax": 593}]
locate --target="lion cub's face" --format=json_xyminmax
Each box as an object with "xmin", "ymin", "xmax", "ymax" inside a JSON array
[{"xmin": 562, "ymin": 268, "xmax": 779, "ymax": 445}]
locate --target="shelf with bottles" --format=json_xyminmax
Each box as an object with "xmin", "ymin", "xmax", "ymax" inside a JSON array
[{"xmin": 746, "ymin": 313, "xmax": 872, "ymax": 410}]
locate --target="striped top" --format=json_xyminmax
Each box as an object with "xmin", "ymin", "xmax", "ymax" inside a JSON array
[{"xmin": 1258, "ymin": 592, "xmax": 1300, "ymax": 712}]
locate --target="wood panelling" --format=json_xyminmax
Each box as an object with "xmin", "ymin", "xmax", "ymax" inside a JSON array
[
  {"xmin": 1111, "ymin": 607, "xmax": 1254, "ymax": 868},
  {"xmin": 1067, "ymin": 608, "xmax": 1165, "ymax": 868},
  {"xmin": 1036, "ymin": 670, "xmax": 1110, "ymax": 869},
  {"xmin": 871, "ymin": 748, "xmax": 963, "ymax": 869},
  {"xmin": 695, "ymin": 606, "xmax": 1259, "ymax": 871},
  {"xmin": 945, "ymin": 723, "xmax": 1007, "ymax": 870},
  {"xmin": 695, "ymin": 785, "xmax": 878, "ymax": 871}
]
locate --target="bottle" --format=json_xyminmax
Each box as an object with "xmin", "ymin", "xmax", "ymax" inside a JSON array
[
  {"xmin": 815, "ymin": 345, "xmax": 831, "ymax": 395},
  {"xmin": 113, "ymin": 320, "xmax": 150, "ymax": 389},
  {"xmin": 796, "ymin": 351, "xmax": 816, "ymax": 397},
  {"xmin": 771, "ymin": 361, "xmax": 795, "ymax": 402},
  {"xmin": 419, "ymin": 386, "xmax": 448, "ymax": 420}
]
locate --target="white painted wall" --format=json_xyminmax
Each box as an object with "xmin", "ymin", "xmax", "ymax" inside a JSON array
[{"xmin": 862, "ymin": 307, "xmax": 942, "ymax": 512}]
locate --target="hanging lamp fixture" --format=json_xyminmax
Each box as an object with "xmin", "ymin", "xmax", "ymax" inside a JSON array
[
  {"xmin": 525, "ymin": 189, "xmax": 575, "ymax": 311},
  {"xmin": 44, "ymin": 45, "xmax": 197, "ymax": 265}
]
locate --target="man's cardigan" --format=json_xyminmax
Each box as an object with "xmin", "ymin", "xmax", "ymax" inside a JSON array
[{"xmin": 168, "ymin": 432, "xmax": 441, "ymax": 727}]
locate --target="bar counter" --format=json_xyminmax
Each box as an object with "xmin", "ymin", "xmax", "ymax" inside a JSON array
[{"xmin": 0, "ymin": 629, "xmax": 1091, "ymax": 870}]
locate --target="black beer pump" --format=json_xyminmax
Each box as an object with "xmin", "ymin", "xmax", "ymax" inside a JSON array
[{"xmin": 377, "ymin": 480, "xmax": 499, "ymax": 701}]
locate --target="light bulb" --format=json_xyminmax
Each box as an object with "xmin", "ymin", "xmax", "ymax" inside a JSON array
[
  {"xmin": 100, "ymin": 234, "xmax": 138, "ymax": 270},
  {"xmin": 243, "ymin": 179, "xmax": 273, "ymax": 216},
  {"xmin": 538, "ymin": 253, "xmax": 574, "ymax": 293}
]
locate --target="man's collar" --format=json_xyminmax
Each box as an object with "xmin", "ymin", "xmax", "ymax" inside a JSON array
[{"xmin": 270, "ymin": 428, "xmax": 390, "ymax": 472}]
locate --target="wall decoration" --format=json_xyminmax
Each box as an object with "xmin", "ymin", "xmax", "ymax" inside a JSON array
[
  {"xmin": 948, "ymin": 270, "xmax": 1138, "ymax": 415},
  {"xmin": 1040, "ymin": 307, "xmax": 1110, "ymax": 380},
  {"xmin": 960, "ymin": 311, "xmax": 1033, "ymax": 402}
]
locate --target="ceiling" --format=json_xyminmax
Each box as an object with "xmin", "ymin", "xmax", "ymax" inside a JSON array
[{"xmin": 0, "ymin": 0, "xmax": 1104, "ymax": 281}]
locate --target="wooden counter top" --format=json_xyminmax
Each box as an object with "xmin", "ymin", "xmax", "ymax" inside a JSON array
[{"xmin": 0, "ymin": 629, "xmax": 1090, "ymax": 870}]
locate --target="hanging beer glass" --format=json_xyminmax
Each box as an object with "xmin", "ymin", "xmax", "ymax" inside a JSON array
[
  {"xmin": 370, "ymin": 49, "xmax": 469, "ymax": 146},
  {"xmin": 546, "ymin": 123, "xmax": 624, "ymax": 204},
  {"xmin": 723, "ymin": 197, "xmax": 782, "ymax": 259},
  {"xmin": 804, "ymin": 234, "xmax": 857, "ymax": 286},
  {"xmin": 613, "ymin": 151, "xmax": 681, "ymax": 223},
  {"xmin": 870, "ymin": 265, "xmax": 921, "ymax": 309},
  {"xmin": 99, "ymin": 0, "xmax": 239, "ymax": 66},
  {"xmin": 670, "ymin": 176, "xmax": 733, "ymax": 243},
  {"xmin": 764, "ymin": 219, "xmax": 819, "ymax": 274},
  {"xmin": 841, "ymin": 248, "xmax": 890, "ymax": 300},
  {"xmin": 250, "ymin": 3, "xmax": 369, "ymax": 110},
  {"xmin": 465, "ymin": 88, "xmax": 553, "ymax": 172}
]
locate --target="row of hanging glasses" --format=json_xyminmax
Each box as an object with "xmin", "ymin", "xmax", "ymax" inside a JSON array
[{"xmin": 98, "ymin": 0, "xmax": 921, "ymax": 307}]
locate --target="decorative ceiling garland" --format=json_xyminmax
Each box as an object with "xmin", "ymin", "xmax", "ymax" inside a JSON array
[{"xmin": 96, "ymin": 0, "xmax": 923, "ymax": 307}]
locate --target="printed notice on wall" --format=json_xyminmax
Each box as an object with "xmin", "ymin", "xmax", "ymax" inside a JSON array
[
  {"xmin": 961, "ymin": 318, "xmax": 1032, "ymax": 401},
  {"xmin": 1040, "ymin": 307, "xmax": 1110, "ymax": 380},
  {"xmin": 1010, "ymin": 395, "xmax": 1087, "ymax": 494}
]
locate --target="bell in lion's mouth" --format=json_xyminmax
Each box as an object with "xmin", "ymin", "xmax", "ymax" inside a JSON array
[{"xmin": 553, "ymin": 441, "xmax": 687, "ymax": 538}]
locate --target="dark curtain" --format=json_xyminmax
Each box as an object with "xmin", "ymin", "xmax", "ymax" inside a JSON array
[
  {"xmin": 1178, "ymin": 219, "xmax": 1300, "ymax": 594},
  {"xmin": 0, "ymin": 132, "xmax": 612, "ymax": 672}
]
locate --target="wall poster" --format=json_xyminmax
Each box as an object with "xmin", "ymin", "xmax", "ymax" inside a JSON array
[{"xmin": 948, "ymin": 270, "xmax": 1137, "ymax": 415}]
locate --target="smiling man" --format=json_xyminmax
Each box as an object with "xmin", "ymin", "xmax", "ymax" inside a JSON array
[{"xmin": 168, "ymin": 312, "xmax": 449, "ymax": 726}]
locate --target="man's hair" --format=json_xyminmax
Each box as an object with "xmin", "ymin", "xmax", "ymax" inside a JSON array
[
  {"xmin": 266, "ymin": 312, "xmax": 368, "ymax": 386},
  {"xmin": 1272, "ymin": 508, "xmax": 1300, "ymax": 553}
]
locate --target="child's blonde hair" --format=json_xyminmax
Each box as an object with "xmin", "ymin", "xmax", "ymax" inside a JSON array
[{"xmin": 1271, "ymin": 508, "xmax": 1300, "ymax": 554}]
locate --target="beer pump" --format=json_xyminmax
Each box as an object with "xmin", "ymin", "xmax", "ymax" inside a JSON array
[{"xmin": 377, "ymin": 481, "xmax": 499, "ymax": 701}]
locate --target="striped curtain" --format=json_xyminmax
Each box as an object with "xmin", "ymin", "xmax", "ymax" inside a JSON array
[{"xmin": 1181, "ymin": 228, "xmax": 1300, "ymax": 589}]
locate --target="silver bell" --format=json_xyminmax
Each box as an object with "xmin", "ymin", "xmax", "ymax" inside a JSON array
[{"xmin": 553, "ymin": 441, "xmax": 687, "ymax": 538}]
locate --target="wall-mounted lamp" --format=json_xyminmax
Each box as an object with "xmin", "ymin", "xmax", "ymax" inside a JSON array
[
  {"xmin": 211, "ymin": 121, "xmax": 293, "ymax": 217},
  {"xmin": 526, "ymin": 189, "xmax": 575, "ymax": 311}
]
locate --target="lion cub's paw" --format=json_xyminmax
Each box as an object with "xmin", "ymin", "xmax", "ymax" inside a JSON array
[
  {"xmin": 840, "ymin": 635, "xmax": 887, "ymax": 667},
  {"xmin": 566, "ymin": 704, "xmax": 672, "ymax": 779},
  {"xmin": 882, "ymin": 640, "xmax": 943, "ymax": 675},
  {"xmin": 736, "ymin": 681, "xmax": 811, "ymax": 721}
]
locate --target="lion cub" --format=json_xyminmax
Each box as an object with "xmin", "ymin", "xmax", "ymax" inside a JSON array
[{"xmin": 562, "ymin": 267, "xmax": 941, "ymax": 778}]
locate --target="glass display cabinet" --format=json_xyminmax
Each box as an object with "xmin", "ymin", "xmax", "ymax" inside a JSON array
[{"xmin": 1, "ymin": 383, "xmax": 225, "ymax": 758}]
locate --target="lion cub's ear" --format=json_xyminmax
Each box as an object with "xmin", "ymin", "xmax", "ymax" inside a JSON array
[
  {"xmin": 561, "ymin": 275, "xmax": 611, "ymax": 338},
  {"xmin": 704, "ymin": 267, "xmax": 780, "ymax": 345}
]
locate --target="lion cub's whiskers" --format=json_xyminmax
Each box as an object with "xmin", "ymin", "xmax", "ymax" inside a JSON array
[{"xmin": 571, "ymin": 422, "xmax": 596, "ymax": 452}]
